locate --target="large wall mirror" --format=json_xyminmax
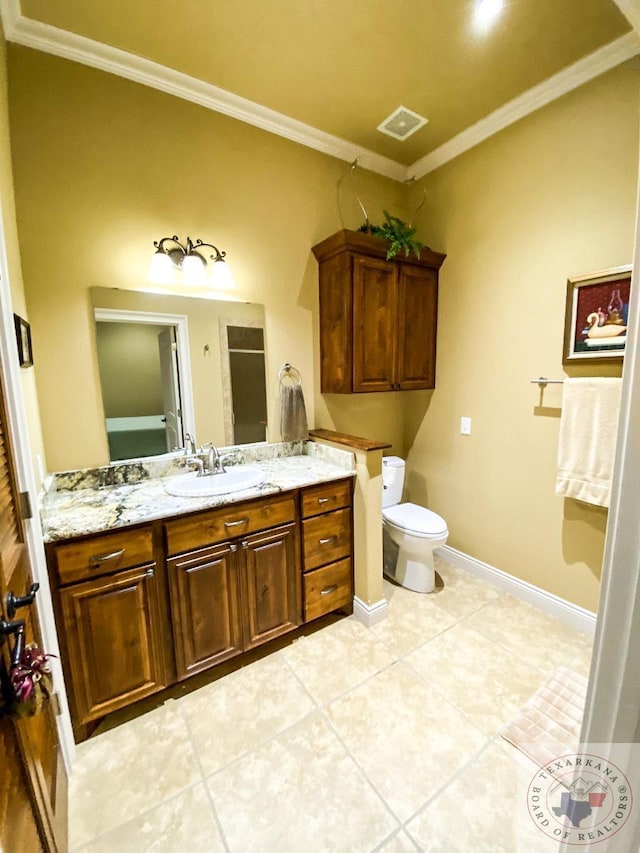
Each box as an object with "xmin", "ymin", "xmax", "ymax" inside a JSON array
[{"xmin": 91, "ymin": 287, "xmax": 268, "ymax": 461}]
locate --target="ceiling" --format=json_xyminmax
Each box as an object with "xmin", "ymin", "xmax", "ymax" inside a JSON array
[{"xmin": 2, "ymin": 0, "xmax": 639, "ymax": 180}]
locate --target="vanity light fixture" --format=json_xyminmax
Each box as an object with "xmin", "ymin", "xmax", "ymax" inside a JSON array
[
  {"xmin": 474, "ymin": 0, "xmax": 504, "ymax": 29},
  {"xmin": 148, "ymin": 235, "xmax": 234, "ymax": 289}
]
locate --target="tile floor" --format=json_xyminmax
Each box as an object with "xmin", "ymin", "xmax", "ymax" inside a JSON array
[{"xmin": 68, "ymin": 555, "xmax": 593, "ymax": 852}]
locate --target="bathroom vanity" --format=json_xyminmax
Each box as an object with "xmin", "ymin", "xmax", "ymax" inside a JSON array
[{"xmin": 41, "ymin": 442, "xmax": 355, "ymax": 740}]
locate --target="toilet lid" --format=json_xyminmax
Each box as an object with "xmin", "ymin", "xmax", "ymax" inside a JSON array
[{"xmin": 383, "ymin": 502, "xmax": 448, "ymax": 537}]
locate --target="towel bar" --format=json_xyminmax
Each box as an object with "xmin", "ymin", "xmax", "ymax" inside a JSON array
[
  {"xmin": 279, "ymin": 363, "xmax": 302, "ymax": 386},
  {"xmin": 530, "ymin": 377, "xmax": 564, "ymax": 386}
]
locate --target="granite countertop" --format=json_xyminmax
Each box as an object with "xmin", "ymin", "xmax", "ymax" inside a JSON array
[{"xmin": 40, "ymin": 440, "xmax": 356, "ymax": 543}]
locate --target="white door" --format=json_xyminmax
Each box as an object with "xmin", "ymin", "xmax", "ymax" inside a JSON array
[{"xmin": 158, "ymin": 328, "xmax": 183, "ymax": 451}]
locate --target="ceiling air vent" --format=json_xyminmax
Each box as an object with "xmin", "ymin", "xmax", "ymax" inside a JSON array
[{"xmin": 377, "ymin": 105, "xmax": 428, "ymax": 141}]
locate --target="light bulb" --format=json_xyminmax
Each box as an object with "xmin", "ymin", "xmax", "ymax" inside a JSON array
[
  {"xmin": 210, "ymin": 259, "xmax": 235, "ymax": 290},
  {"xmin": 474, "ymin": 0, "xmax": 503, "ymax": 28},
  {"xmin": 181, "ymin": 253, "xmax": 207, "ymax": 286},
  {"xmin": 147, "ymin": 251, "xmax": 177, "ymax": 285}
]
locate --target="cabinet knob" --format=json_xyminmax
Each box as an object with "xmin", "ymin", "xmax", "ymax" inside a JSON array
[
  {"xmin": 317, "ymin": 498, "xmax": 330, "ymax": 504},
  {"xmin": 145, "ymin": 568, "xmax": 155, "ymax": 577},
  {"xmin": 224, "ymin": 518, "xmax": 249, "ymax": 529},
  {"xmin": 319, "ymin": 536, "xmax": 338, "ymax": 546},
  {"xmin": 320, "ymin": 585, "xmax": 338, "ymax": 596},
  {"xmin": 241, "ymin": 540, "xmax": 249, "ymax": 549}
]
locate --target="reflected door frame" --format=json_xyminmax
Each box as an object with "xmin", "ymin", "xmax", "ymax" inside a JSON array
[{"xmin": 94, "ymin": 308, "xmax": 196, "ymax": 451}]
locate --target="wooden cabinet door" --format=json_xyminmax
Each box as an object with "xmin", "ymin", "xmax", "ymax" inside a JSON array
[
  {"xmin": 60, "ymin": 564, "xmax": 166, "ymax": 724},
  {"xmin": 396, "ymin": 264, "xmax": 438, "ymax": 389},
  {"xmin": 241, "ymin": 524, "xmax": 301, "ymax": 649},
  {"xmin": 352, "ymin": 255, "xmax": 397, "ymax": 392},
  {"xmin": 168, "ymin": 542, "xmax": 243, "ymax": 679}
]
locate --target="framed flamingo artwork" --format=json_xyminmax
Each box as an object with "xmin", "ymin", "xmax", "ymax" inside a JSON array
[{"xmin": 563, "ymin": 265, "xmax": 632, "ymax": 363}]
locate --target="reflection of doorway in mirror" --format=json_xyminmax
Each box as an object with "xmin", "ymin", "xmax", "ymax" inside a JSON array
[
  {"xmin": 221, "ymin": 324, "xmax": 268, "ymax": 445},
  {"xmin": 94, "ymin": 309, "xmax": 195, "ymax": 461}
]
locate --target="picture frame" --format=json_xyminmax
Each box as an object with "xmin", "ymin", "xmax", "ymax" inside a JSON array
[
  {"xmin": 13, "ymin": 314, "xmax": 33, "ymax": 368},
  {"xmin": 563, "ymin": 265, "xmax": 632, "ymax": 363}
]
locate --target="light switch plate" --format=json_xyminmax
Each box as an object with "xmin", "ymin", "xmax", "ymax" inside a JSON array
[{"xmin": 460, "ymin": 417, "xmax": 472, "ymax": 435}]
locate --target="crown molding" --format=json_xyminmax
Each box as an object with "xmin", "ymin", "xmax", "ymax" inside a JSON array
[
  {"xmin": 0, "ymin": 0, "xmax": 407, "ymax": 182},
  {"xmin": 611, "ymin": 0, "xmax": 640, "ymax": 35},
  {"xmin": 408, "ymin": 31, "xmax": 640, "ymax": 180},
  {"xmin": 1, "ymin": 0, "xmax": 638, "ymax": 185}
]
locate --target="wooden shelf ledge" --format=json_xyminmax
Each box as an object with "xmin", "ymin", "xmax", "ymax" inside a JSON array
[{"xmin": 309, "ymin": 429, "xmax": 391, "ymax": 453}]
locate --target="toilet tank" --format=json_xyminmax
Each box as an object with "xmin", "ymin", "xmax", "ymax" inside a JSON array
[{"xmin": 382, "ymin": 456, "xmax": 405, "ymax": 508}]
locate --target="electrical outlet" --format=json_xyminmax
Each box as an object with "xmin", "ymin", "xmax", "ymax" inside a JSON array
[{"xmin": 460, "ymin": 417, "xmax": 472, "ymax": 435}]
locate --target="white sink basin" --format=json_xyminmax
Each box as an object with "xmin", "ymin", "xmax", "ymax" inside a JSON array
[{"xmin": 166, "ymin": 465, "xmax": 265, "ymax": 497}]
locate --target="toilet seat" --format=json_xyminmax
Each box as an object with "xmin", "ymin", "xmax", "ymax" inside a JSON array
[{"xmin": 382, "ymin": 502, "xmax": 448, "ymax": 539}]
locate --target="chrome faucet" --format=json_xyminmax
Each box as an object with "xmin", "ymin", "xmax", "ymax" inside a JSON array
[
  {"xmin": 201, "ymin": 443, "xmax": 226, "ymax": 475},
  {"xmin": 184, "ymin": 433, "xmax": 197, "ymax": 455}
]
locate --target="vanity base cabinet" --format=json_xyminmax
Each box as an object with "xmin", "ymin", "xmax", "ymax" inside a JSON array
[
  {"xmin": 242, "ymin": 523, "xmax": 301, "ymax": 649},
  {"xmin": 48, "ymin": 480, "xmax": 353, "ymax": 739},
  {"xmin": 59, "ymin": 562, "xmax": 167, "ymax": 725},
  {"xmin": 167, "ymin": 542, "xmax": 243, "ymax": 680}
]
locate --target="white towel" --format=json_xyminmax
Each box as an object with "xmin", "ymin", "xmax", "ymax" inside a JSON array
[
  {"xmin": 280, "ymin": 384, "xmax": 309, "ymax": 442},
  {"xmin": 555, "ymin": 377, "xmax": 622, "ymax": 508}
]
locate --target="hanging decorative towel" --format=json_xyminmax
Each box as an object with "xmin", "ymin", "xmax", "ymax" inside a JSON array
[
  {"xmin": 279, "ymin": 364, "xmax": 309, "ymax": 442},
  {"xmin": 555, "ymin": 377, "xmax": 622, "ymax": 508}
]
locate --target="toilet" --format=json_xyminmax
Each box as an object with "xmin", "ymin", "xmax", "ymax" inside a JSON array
[{"xmin": 382, "ymin": 456, "xmax": 448, "ymax": 593}]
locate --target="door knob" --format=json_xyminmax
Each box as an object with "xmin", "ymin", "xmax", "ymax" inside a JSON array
[{"xmin": 6, "ymin": 582, "xmax": 39, "ymax": 619}]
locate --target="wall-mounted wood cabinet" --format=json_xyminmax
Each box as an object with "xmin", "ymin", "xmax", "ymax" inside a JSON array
[{"xmin": 312, "ymin": 229, "xmax": 446, "ymax": 393}]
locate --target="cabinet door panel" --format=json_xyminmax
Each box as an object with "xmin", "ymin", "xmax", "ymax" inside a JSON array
[
  {"xmin": 168, "ymin": 543, "xmax": 243, "ymax": 679},
  {"xmin": 242, "ymin": 524, "xmax": 301, "ymax": 648},
  {"xmin": 353, "ymin": 256, "xmax": 397, "ymax": 392},
  {"xmin": 60, "ymin": 564, "xmax": 166, "ymax": 723},
  {"xmin": 396, "ymin": 265, "xmax": 438, "ymax": 389}
]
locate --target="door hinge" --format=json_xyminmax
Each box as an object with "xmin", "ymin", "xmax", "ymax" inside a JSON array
[
  {"xmin": 171, "ymin": 342, "xmax": 177, "ymax": 352},
  {"xmin": 19, "ymin": 491, "xmax": 33, "ymax": 520}
]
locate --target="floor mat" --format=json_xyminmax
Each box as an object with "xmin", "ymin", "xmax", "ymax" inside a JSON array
[{"xmin": 500, "ymin": 666, "xmax": 588, "ymax": 769}]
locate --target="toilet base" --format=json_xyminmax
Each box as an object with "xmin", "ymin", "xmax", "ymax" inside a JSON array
[{"xmin": 383, "ymin": 527, "xmax": 445, "ymax": 594}]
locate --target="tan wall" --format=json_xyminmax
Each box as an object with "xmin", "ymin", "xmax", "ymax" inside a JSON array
[
  {"xmin": 7, "ymin": 46, "xmax": 407, "ymax": 472},
  {"xmin": 404, "ymin": 61, "xmax": 639, "ymax": 612},
  {"xmin": 95, "ymin": 322, "xmax": 166, "ymax": 418},
  {"xmin": 0, "ymin": 28, "xmax": 47, "ymax": 487}
]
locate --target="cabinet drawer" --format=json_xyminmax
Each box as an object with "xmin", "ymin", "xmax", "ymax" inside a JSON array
[
  {"xmin": 304, "ymin": 559, "xmax": 352, "ymax": 621},
  {"xmin": 165, "ymin": 493, "xmax": 296, "ymax": 556},
  {"xmin": 303, "ymin": 507, "xmax": 351, "ymax": 571},
  {"xmin": 54, "ymin": 526, "xmax": 154, "ymax": 585},
  {"xmin": 301, "ymin": 478, "xmax": 352, "ymax": 518}
]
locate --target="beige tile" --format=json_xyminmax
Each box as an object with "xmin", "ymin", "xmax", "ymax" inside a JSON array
[
  {"xmin": 406, "ymin": 741, "xmax": 559, "ymax": 852},
  {"xmin": 180, "ymin": 652, "xmax": 315, "ymax": 775},
  {"xmin": 325, "ymin": 662, "xmax": 486, "ymax": 822},
  {"xmin": 206, "ymin": 713, "xmax": 398, "ymax": 852},
  {"xmin": 78, "ymin": 784, "xmax": 225, "ymax": 853},
  {"xmin": 371, "ymin": 588, "xmax": 457, "ymax": 657},
  {"xmin": 283, "ymin": 616, "xmax": 396, "ymax": 704},
  {"xmin": 406, "ymin": 623, "xmax": 548, "ymax": 735},
  {"xmin": 567, "ymin": 643, "xmax": 594, "ymax": 680},
  {"xmin": 69, "ymin": 702, "xmax": 201, "ymax": 849},
  {"xmin": 466, "ymin": 594, "xmax": 590, "ymax": 671},
  {"xmin": 431, "ymin": 556, "xmax": 502, "ymax": 618},
  {"xmin": 376, "ymin": 830, "xmax": 421, "ymax": 851}
]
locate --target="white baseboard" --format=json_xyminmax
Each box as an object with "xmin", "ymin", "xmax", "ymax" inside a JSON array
[
  {"xmin": 353, "ymin": 595, "xmax": 389, "ymax": 627},
  {"xmin": 436, "ymin": 545, "xmax": 597, "ymax": 636}
]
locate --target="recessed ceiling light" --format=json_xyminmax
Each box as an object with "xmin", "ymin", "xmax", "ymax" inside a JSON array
[
  {"xmin": 377, "ymin": 106, "xmax": 428, "ymax": 141},
  {"xmin": 475, "ymin": 0, "xmax": 504, "ymax": 27}
]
